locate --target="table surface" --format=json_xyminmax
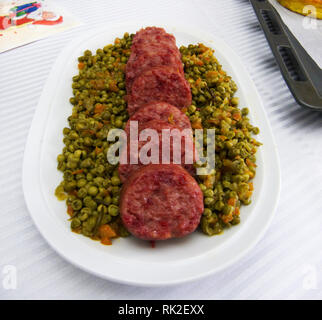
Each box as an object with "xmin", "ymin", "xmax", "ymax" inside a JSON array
[{"xmin": 1, "ymin": 0, "xmax": 322, "ymax": 300}]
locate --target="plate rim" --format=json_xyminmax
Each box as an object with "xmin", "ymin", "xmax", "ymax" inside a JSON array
[{"xmin": 22, "ymin": 22, "xmax": 281, "ymax": 287}]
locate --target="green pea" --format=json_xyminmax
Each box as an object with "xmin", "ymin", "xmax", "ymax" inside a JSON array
[
  {"xmin": 198, "ymin": 95, "xmax": 206, "ymax": 103},
  {"xmin": 74, "ymin": 150, "xmax": 82, "ymax": 158},
  {"xmin": 231, "ymin": 97, "xmax": 239, "ymax": 105},
  {"xmin": 88, "ymin": 186, "xmax": 98, "ymax": 196},
  {"xmin": 93, "ymin": 177, "xmax": 104, "ymax": 186},
  {"xmin": 77, "ymin": 187, "xmax": 87, "ymax": 198},
  {"xmin": 57, "ymin": 154, "xmax": 65, "ymax": 162},
  {"xmin": 204, "ymin": 197, "xmax": 214, "ymax": 206},
  {"xmin": 64, "ymin": 180, "xmax": 76, "ymax": 192},
  {"xmin": 81, "ymin": 207, "xmax": 92, "ymax": 216},
  {"xmin": 63, "ymin": 170, "xmax": 73, "ymax": 181},
  {"xmin": 112, "ymin": 196, "xmax": 119, "ymax": 205},
  {"xmin": 96, "ymin": 165, "xmax": 105, "ymax": 174},
  {"xmin": 104, "ymin": 196, "xmax": 112, "ymax": 205},
  {"xmin": 88, "ymin": 200, "xmax": 97, "ymax": 210},
  {"xmin": 84, "ymin": 137, "xmax": 92, "ymax": 146},
  {"xmin": 67, "ymin": 160, "xmax": 78, "ymax": 170},
  {"xmin": 203, "ymin": 208, "xmax": 212, "ymax": 217},
  {"xmin": 57, "ymin": 162, "xmax": 66, "ymax": 171},
  {"xmin": 82, "ymin": 229, "xmax": 92, "ymax": 237},
  {"xmin": 72, "ymin": 199, "xmax": 82, "ymax": 211},
  {"xmin": 101, "ymin": 214, "xmax": 112, "ymax": 224},
  {"xmin": 102, "ymin": 111, "xmax": 111, "ymax": 120},
  {"xmin": 63, "ymin": 127, "xmax": 70, "ymax": 136},
  {"xmin": 118, "ymin": 82, "xmax": 125, "ymax": 89},
  {"xmin": 188, "ymin": 105, "xmax": 196, "ymax": 114},
  {"xmin": 87, "ymin": 216, "xmax": 97, "ymax": 230},
  {"xmin": 108, "ymin": 204, "xmax": 119, "ymax": 216},
  {"xmin": 98, "ymin": 204, "xmax": 108, "ymax": 214},
  {"xmin": 86, "ymin": 173, "xmax": 94, "ymax": 181},
  {"xmin": 204, "ymin": 105, "xmax": 213, "ymax": 114},
  {"xmin": 80, "ymin": 213, "xmax": 88, "ymax": 221},
  {"xmin": 201, "ymin": 215, "xmax": 221, "ymax": 236},
  {"xmin": 111, "ymin": 186, "xmax": 120, "ymax": 195},
  {"xmin": 222, "ymin": 180, "xmax": 231, "ymax": 189},
  {"xmin": 204, "ymin": 189, "xmax": 214, "ymax": 198},
  {"xmin": 111, "ymin": 176, "xmax": 121, "ymax": 186},
  {"xmin": 72, "ymin": 82, "xmax": 79, "ymax": 89},
  {"xmin": 91, "ymin": 210, "xmax": 98, "ymax": 217},
  {"xmin": 81, "ymin": 158, "xmax": 92, "ymax": 168},
  {"xmin": 114, "ymin": 118, "xmax": 123, "ymax": 128},
  {"xmin": 77, "ymin": 179, "xmax": 87, "ymax": 188},
  {"xmin": 241, "ymin": 107, "xmax": 249, "ymax": 115},
  {"xmin": 71, "ymin": 218, "xmax": 81, "ymax": 229},
  {"xmin": 83, "ymin": 196, "xmax": 92, "ymax": 207},
  {"xmin": 75, "ymin": 173, "xmax": 85, "ymax": 180},
  {"xmin": 231, "ymin": 216, "xmax": 240, "ymax": 225},
  {"xmin": 223, "ymin": 205, "xmax": 234, "ymax": 215}
]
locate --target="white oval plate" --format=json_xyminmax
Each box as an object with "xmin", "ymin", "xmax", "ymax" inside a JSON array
[{"xmin": 23, "ymin": 23, "xmax": 281, "ymax": 286}]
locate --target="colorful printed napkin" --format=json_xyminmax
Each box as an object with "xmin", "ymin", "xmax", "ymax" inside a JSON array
[{"xmin": 0, "ymin": 0, "xmax": 81, "ymax": 53}]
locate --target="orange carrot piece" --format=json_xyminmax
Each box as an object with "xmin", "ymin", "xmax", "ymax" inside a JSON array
[
  {"xmin": 101, "ymin": 238, "xmax": 112, "ymax": 245},
  {"xmin": 99, "ymin": 225, "xmax": 117, "ymax": 245},
  {"xmin": 109, "ymin": 80, "xmax": 118, "ymax": 92},
  {"xmin": 246, "ymin": 158, "xmax": 257, "ymax": 167},
  {"xmin": 94, "ymin": 104, "xmax": 104, "ymax": 114},
  {"xmin": 227, "ymin": 198, "xmax": 237, "ymax": 206},
  {"xmin": 221, "ymin": 213, "xmax": 233, "ymax": 224},
  {"xmin": 232, "ymin": 113, "xmax": 241, "ymax": 121},
  {"xmin": 72, "ymin": 169, "xmax": 84, "ymax": 175},
  {"xmin": 95, "ymin": 146, "xmax": 102, "ymax": 155},
  {"xmin": 67, "ymin": 205, "xmax": 74, "ymax": 216},
  {"xmin": 206, "ymin": 71, "xmax": 218, "ymax": 78},
  {"xmin": 191, "ymin": 119, "xmax": 203, "ymax": 129},
  {"xmin": 195, "ymin": 78, "xmax": 202, "ymax": 87}
]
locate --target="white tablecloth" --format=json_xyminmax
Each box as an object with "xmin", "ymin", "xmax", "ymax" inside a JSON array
[{"xmin": 1, "ymin": 0, "xmax": 322, "ymax": 300}]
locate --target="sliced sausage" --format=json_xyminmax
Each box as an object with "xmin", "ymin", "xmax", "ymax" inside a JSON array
[
  {"xmin": 125, "ymin": 101, "xmax": 191, "ymax": 136},
  {"xmin": 120, "ymin": 164, "xmax": 204, "ymax": 240},
  {"xmin": 131, "ymin": 27, "xmax": 177, "ymax": 51},
  {"xmin": 126, "ymin": 45, "xmax": 183, "ymax": 92},
  {"xmin": 127, "ymin": 66, "xmax": 192, "ymax": 115},
  {"xmin": 118, "ymin": 119, "xmax": 195, "ymax": 182}
]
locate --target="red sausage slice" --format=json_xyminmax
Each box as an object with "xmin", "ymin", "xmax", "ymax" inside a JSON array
[
  {"xmin": 127, "ymin": 66, "xmax": 192, "ymax": 115},
  {"xmin": 118, "ymin": 119, "xmax": 195, "ymax": 182},
  {"xmin": 120, "ymin": 164, "xmax": 204, "ymax": 240},
  {"xmin": 126, "ymin": 45, "xmax": 183, "ymax": 92},
  {"xmin": 124, "ymin": 101, "xmax": 191, "ymax": 136},
  {"xmin": 131, "ymin": 27, "xmax": 177, "ymax": 51}
]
